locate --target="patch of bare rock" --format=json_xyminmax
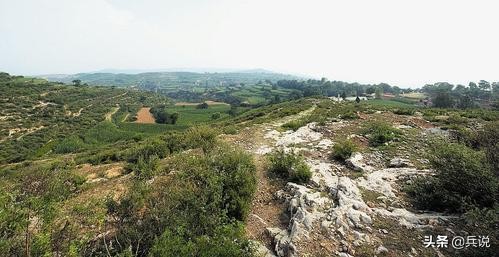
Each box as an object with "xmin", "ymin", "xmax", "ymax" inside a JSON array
[{"xmin": 259, "ymin": 121, "xmax": 454, "ymax": 257}]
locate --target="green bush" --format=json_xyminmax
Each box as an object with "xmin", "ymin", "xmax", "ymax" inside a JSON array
[
  {"xmin": 211, "ymin": 112, "xmax": 221, "ymax": 120},
  {"xmin": 222, "ymin": 125, "xmax": 238, "ymax": 135},
  {"xmin": 361, "ymin": 121, "xmax": 401, "ymax": 146},
  {"xmin": 406, "ymin": 142, "xmax": 497, "ymax": 212},
  {"xmin": 339, "ymin": 110, "xmax": 359, "ymax": 120},
  {"xmin": 281, "ymin": 119, "xmax": 306, "ymax": 131},
  {"xmin": 150, "ymin": 224, "xmax": 252, "ymax": 257},
  {"xmin": 446, "ymin": 113, "xmax": 468, "ymax": 125},
  {"xmin": 184, "ymin": 126, "xmax": 219, "ymax": 153},
  {"xmin": 53, "ymin": 135, "xmax": 85, "ymax": 154},
  {"xmin": 392, "ymin": 108, "xmax": 415, "ymax": 115},
  {"xmin": 124, "ymin": 139, "xmax": 169, "ymax": 163},
  {"xmin": 331, "ymin": 139, "xmax": 357, "ymax": 161},
  {"xmin": 268, "ymin": 150, "xmax": 311, "ymax": 184},
  {"xmin": 459, "ymin": 206, "xmax": 499, "ymax": 257},
  {"xmin": 209, "ymin": 144, "xmax": 257, "ymax": 220},
  {"xmin": 125, "ymin": 155, "xmax": 160, "ymax": 179},
  {"xmin": 476, "ymin": 121, "xmax": 499, "ymax": 175},
  {"xmin": 104, "ymin": 144, "xmax": 256, "ymax": 256}
]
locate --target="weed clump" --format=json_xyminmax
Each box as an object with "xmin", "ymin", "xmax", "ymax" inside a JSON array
[
  {"xmin": 281, "ymin": 119, "xmax": 307, "ymax": 131},
  {"xmin": 361, "ymin": 121, "xmax": 401, "ymax": 146},
  {"xmin": 331, "ymin": 139, "xmax": 357, "ymax": 161},
  {"xmin": 268, "ymin": 150, "xmax": 311, "ymax": 184}
]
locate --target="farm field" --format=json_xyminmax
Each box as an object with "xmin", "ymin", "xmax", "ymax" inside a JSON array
[
  {"xmin": 174, "ymin": 100, "xmax": 228, "ymax": 106},
  {"xmin": 135, "ymin": 107, "xmax": 156, "ymax": 123},
  {"xmin": 165, "ymin": 104, "xmax": 232, "ymax": 125}
]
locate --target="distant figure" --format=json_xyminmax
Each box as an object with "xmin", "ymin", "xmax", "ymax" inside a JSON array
[{"xmin": 355, "ymin": 96, "xmax": 361, "ymax": 103}]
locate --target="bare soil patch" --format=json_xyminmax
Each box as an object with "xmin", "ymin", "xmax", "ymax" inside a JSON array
[{"xmin": 135, "ymin": 107, "xmax": 156, "ymax": 124}]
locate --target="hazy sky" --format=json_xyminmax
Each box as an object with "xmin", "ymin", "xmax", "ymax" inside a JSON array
[{"xmin": 0, "ymin": 0, "xmax": 497, "ymax": 87}]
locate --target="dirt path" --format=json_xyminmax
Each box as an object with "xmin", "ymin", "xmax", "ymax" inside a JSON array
[
  {"xmin": 134, "ymin": 107, "xmax": 156, "ymax": 124},
  {"xmin": 105, "ymin": 106, "xmax": 119, "ymax": 121},
  {"xmin": 122, "ymin": 113, "xmax": 129, "ymax": 122},
  {"xmin": 222, "ymin": 106, "xmax": 316, "ymax": 250}
]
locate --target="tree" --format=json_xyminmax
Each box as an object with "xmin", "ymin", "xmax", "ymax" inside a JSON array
[
  {"xmin": 375, "ymin": 87, "xmax": 383, "ymax": 99},
  {"xmin": 392, "ymin": 86, "xmax": 401, "ymax": 96},
  {"xmin": 271, "ymin": 94, "xmax": 281, "ymax": 104},
  {"xmin": 433, "ymin": 91, "xmax": 453, "ymax": 108},
  {"xmin": 211, "ymin": 112, "xmax": 221, "ymax": 120},
  {"xmin": 196, "ymin": 102, "xmax": 209, "ymax": 109},
  {"xmin": 457, "ymin": 93, "xmax": 474, "ymax": 109},
  {"xmin": 72, "ymin": 80, "xmax": 81, "ymax": 86},
  {"xmin": 170, "ymin": 112, "xmax": 179, "ymax": 124},
  {"xmin": 366, "ymin": 87, "xmax": 376, "ymax": 95}
]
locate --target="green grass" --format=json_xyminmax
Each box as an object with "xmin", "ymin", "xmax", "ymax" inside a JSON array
[
  {"xmin": 368, "ymin": 99, "xmax": 415, "ymax": 108},
  {"xmin": 117, "ymin": 122, "xmax": 188, "ymax": 134},
  {"xmin": 166, "ymin": 104, "xmax": 231, "ymax": 125}
]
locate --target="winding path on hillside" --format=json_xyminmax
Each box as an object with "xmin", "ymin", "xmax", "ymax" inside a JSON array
[{"xmin": 105, "ymin": 105, "xmax": 120, "ymax": 121}]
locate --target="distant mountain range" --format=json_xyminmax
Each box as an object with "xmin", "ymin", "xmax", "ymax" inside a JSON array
[
  {"xmin": 39, "ymin": 69, "xmax": 303, "ymax": 90},
  {"xmin": 39, "ymin": 68, "xmax": 281, "ymax": 77},
  {"xmin": 91, "ymin": 68, "xmax": 278, "ymax": 74}
]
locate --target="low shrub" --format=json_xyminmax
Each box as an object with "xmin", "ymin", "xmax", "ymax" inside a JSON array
[
  {"xmin": 281, "ymin": 119, "xmax": 306, "ymax": 131},
  {"xmin": 392, "ymin": 108, "xmax": 415, "ymax": 115},
  {"xmin": 223, "ymin": 125, "xmax": 238, "ymax": 135},
  {"xmin": 125, "ymin": 154, "xmax": 160, "ymax": 179},
  {"xmin": 150, "ymin": 224, "xmax": 252, "ymax": 257},
  {"xmin": 54, "ymin": 135, "xmax": 85, "ymax": 154},
  {"xmin": 339, "ymin": 110, "xmax": 359, "ymax": 120},
  {"xmin": 361, "ymin": 121, "xmax": 401, "ymax": 146},
  {"xmin": 331, "ymin": 139, "xmax": 357, "ymax": 161},
  {"xmin": 446, "ymin": 113, "xmax": 468, "ymax": 125},
  {"xmin": 124, "ymin": 139, "xmax": 169, "ymax": 163},
  {"xmin": 184, "ymin": 126, "xmax": 219, "ymax": 153},
  {"xmin": 476, "ymin": 121, "xmax": 499, "ymax": 175},
  {"xmin": 103, "ymin": 144, "xmax": 256, "ymax": 256},
  {"xmin": 211, "ymin": 112, "xmax": 221, "ymax": 120},
  {"xmin": 406, "ymin": 142, "xmax": 497, "ymax": 212},
  {"xmin": 268, "ymin": 150, "xmax": 311, "ymax": 184}
]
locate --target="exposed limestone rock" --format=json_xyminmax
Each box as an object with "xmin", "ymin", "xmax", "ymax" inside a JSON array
[
  {"xmin": 258, "ymin": 118, "xmax": 455, "ymax": 256},
  {"xmin": 266, "ymin": 227, "xmax": 294, "ymax": 257},
  {"xmin": 251, "ymin": 240, "xmax": 277, "ymax": 257},
  {"xmin": 326, "ymin": 176, "xmax": 372, "ymax": 234},
  {"xmin": 271, "ymin": 123, "xmax": 323, "ymax": 147},
  {"xmin": 423, "ymin": 127, "xmax": 450, "ymax": 136},
  {"xmin": 316, "ymin": 138, "xmax": 333, "ymax": 149},
  {"xmin": 307, "ymin": 159, "xmax": 339, "ymax": 192},
  {"xmin": 357, "ymin": 168, "xmax": 424, "ymax": 198},
  {"xmin": 395, "ymin": 124, "xmax": 413, "ymax": 129},
  {"xmin": 269, "ymin": 182, "xmax": 332, "ymax": 256},
  {"xmin": 255, "ymin": 145, "xmax": 273, "ymax": 155},
  {"xmin": 345, "ymin": 152, "xmax": 373, "ymax": 172},
  {"xmin": 389, "ymin": 157, "xmax": 413, "ymax": 168},
  {"xmin": 372, "ymin": 207, "xmax": 456, "ymax": 229},
  {"xmin": 376, "ymin": 245, "xmax": 389, "ymax": 254}
]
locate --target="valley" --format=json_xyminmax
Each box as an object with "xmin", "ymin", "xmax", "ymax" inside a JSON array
[{"xmin": 0, "ymin": 72, "xmax": 497, "ymax": 257}]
